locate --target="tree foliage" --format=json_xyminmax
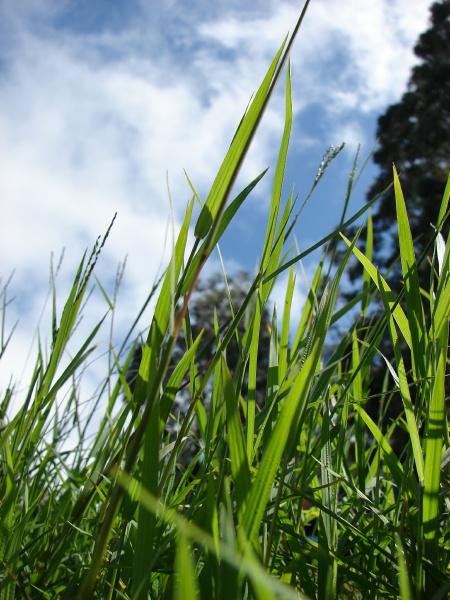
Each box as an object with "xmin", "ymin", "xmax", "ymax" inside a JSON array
[
  {"xmin": 357, "ymin": 1, "xmax": 449, "ymax": 280},
  {"xmin": 127, "ymin": 270, "xmax": 272, "ymax": 420}
]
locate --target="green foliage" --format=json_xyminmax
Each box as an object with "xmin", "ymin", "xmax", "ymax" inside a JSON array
[{"xmin": 0, "ymin": 8, "xmax": 449, "ymax": 599}]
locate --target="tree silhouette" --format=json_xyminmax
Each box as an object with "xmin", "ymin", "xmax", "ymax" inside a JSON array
[
  {"xmin": 350, "ymin": 0, "xmax": 449, "ymax": 284},
  {"xmin": 126, "ymin": 271, "xmax": 272, "ymax": 425}
]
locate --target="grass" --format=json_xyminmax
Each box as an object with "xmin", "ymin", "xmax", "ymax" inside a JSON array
[{"xmin": 0, "ymin": 7, "xmax": 449, "ymax": 599}]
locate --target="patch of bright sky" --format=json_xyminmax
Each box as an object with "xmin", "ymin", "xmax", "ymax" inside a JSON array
[{"xmin": 0, "ymin": 0, "xmax": 433, "ymax": 400}]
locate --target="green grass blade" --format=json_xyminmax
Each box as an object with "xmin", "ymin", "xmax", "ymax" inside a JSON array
[
  {"xmin": 260, "ymin": 63, "xmax": 293, "ymax": 269},
  {"xmin": 341, "ymin": 232, "xmax": 412, "ymax": 349},
  {"xmin": 181, "ymin": 170, "xmax": 267, "ymax": 296},
  {"xmin": 354, "ymin": 404, "xmax": 404, "ymax": 490},
  {"xmin": 393, "ymin": 166, "xmax": 427, "ymax": 379},
  {"xmin": 194, "ymin": 41, "xmax": 286, "ymax": 239},
  {"xmin": 384, "ymin": 313, "xmax": 425, "ymax": 484},
  {"xmin": 117, "ymin": 471, "xmax": 303, "ymax": 600},
  {"xmin": 436, "ymin": 172, "xmax": 450, "ymax": 228},
  {"xmin": 222, "ymin": 357, "xmax": 251, "ymax": 512},
  {"xmin": 279, "ymin": 267, "xmax": 295, "ymax": 382},
  {"xmin": 362, "ymin": 210, "xmax": 373, "ymax": 315},
  {"xmin": 245, "ymin": 300, "xmax": 261, "ymax": 462},
  {"xmin": 395, "ymin": 534, "xmax": 412, "ymax": 600},
  {"xmin": 174, "ymin": 533, "xmax": 199, "ymax": 600},
  {"xmin": 422, "ymin": 323, "xmax": 448, "ymax": 542}
]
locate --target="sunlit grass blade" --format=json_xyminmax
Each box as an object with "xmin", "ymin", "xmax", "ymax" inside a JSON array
[
  {"xmin": 395, "ymin": 534, "xmax": 412, "ymax": 600},
  {"xmin": 194, "ymin": 40, "xmax": 286, "ymax": 239},
  {"xmin": 279, "ymin": 267, "xmax": 295, "ymax": 382},
  {"xmin": 117, "ymin": 471, "xmax": 302, "ymax": 600},
  {"xmin": 174, "ymin": 533, "xmax": 199, "ymax": 600},
  {"xmin": 292, "ymin": 258, "xmax": 323, "ymax": 356},
  {"xmin": 340, "ymin": 232, "xmax": 412, "ymax": 349},
  {"xmin": 243, "ymin": 234, "xmax": 355, "ymax": 545},
  {"xmin": 260, "ymin": 63, "xmax": 292, "ymax": 269},
  {"xmin": 265, "ymin": 186, "xmax": 388, "ymax": 283},
  {"xmin": 362, "ymin": 209, "xmax": 373, "ymax": 315},
  {"xmin": 222, "ymin": 357, "xmax": 251, "ymax": 512},
  {"xmin": 353, "ymin": 404, "xmax": 404, "ymax": 490},
  {"xmin": 393, "ymin": 166, "xmax": 427, "ymax": 379},
  {"xmin": 422, "ymin": 323, "xmax": 448, "ymax": 542},
  {"xmin": 181, "ymin": 170, "xmax": 267, "ymax": 296}
]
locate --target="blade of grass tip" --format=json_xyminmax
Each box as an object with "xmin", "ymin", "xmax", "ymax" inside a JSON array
[
  {"xmin": 379, "ymin": 295, "xmax": 425, "ymax": 484},
  {"xmin": 176, "ymin": 3, "xmax": 311, "ymax": 335},
  {"xmin": 393, "ymin": 165, "xmax": 427, "ymax": 380},
  {"xmin": 260, "ymin": 62, "xmax": 293, "ymax": 270},
  {"xmin": 265, "ymin": 183, "xmax": 391, "ymax": 283},
  {"xmin": 261, "ymin": 190, "xmax": 294, "ymax": 303},
  {"xmin": 291, "ymin": 258, "xmax": 323, "ymax": 357},
  {"xmin": 216, "ymin": 243, "xmax": 242, "ymax": 351},
  {"xmin": 38, "ymin": 254, "xmax": 87, "ymax": 400},
  {"xmin": 193, "ymin": 40, "xmax": 287, "ymax": 241},
  {"xmin": 340, "ymin": 232, "xmax": 412, "ymax": 350},
  {"xmin": 194, "ymin": 1, "xmax": 310, "ymax": 242},
  {"xmin": 183, "ymin": 169, "xmax": 203, "ymax": 208},
  {"xmin": 436, "ymin": 172, "xmax": 449, "ymax": 228},
  {"xmin": 93, "ymin": 274, "xmax": 114, "ymax": 311},
  {"xmin": 150, "ymin": 195, "xmax": 194, "ymax": 350}
]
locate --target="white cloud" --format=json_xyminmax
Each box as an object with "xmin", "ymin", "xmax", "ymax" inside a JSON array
[
  {"xmin": 200, "ymin": 0, "xmax": 432, "ymax": 112},
  {"xmin": 0, "ymin": 0, "xmax": 433, "ymax": 400}
]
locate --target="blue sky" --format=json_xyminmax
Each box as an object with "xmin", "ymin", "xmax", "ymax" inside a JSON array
[{"xmin": 0, "ymin": 0, "xmax": 433, "ymax": 395}]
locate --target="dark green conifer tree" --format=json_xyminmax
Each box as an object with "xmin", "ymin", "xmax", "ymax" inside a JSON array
[{"xmin": 366, "ymin": 0, "xmax": 449, "ymax": 279}]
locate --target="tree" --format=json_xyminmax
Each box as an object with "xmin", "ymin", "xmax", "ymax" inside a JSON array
[
  {"xmin": 332, "ymin": 3, "xmax": 450, "ymax": 454},
  {"xmin": 126, "ymin": 271, "xmax": 272, "ymax": 426},
  {"xmin": 365, "ymin": 0, "xmax": 449, "ymax": 281}
]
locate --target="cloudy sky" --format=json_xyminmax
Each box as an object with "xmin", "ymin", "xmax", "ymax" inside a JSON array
[{"xmin": 0, "ymin": 0, "xmax": 434, "ymax": 397}]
